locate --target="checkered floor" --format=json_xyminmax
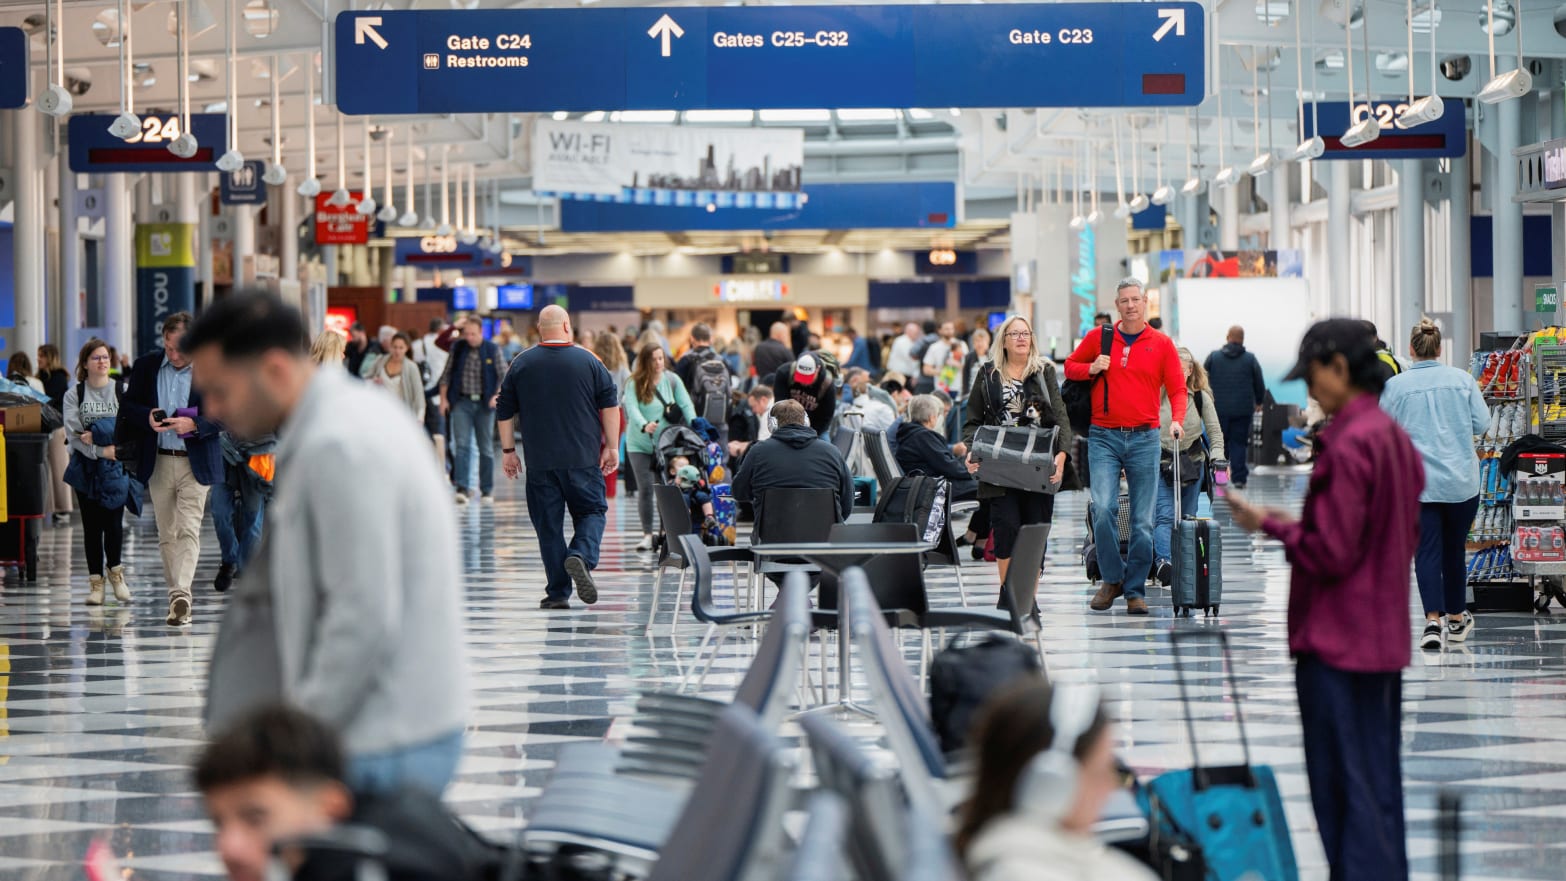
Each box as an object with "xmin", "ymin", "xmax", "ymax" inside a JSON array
[{"xmin": 1, "ymin": 467, "xmax": 1564, "ymax": 880}]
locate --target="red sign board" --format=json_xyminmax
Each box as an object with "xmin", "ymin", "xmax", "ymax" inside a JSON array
[{"xmin": 314, "ymin": 192, "xmax": 369, "ymax": 246}]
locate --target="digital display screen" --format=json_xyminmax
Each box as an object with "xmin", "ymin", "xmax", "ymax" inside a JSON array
[
  {"xmin": 496, "ymin": 283, "xmax": 533, "ymax": 311},
  {"xmin": 452, "ymin": 286, "xmax": 478, "ymax": 311},
  {"xmin": 987, "ymin": 311, "xmax": 1008, "ymax": 333}
]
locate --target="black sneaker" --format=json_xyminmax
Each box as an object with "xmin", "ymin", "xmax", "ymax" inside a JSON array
[
  {"xmin": 971, "ymin": 544, "xmax": 986, "ymax": 561},
  {"xmin": 563, "ymin": 555, "xmax": 598, "ymax": 605},
  {"xmin": 1156, "ymin": 560, "xmax": 1173, "ymax": 587},
  {"xmin": 539, "ymin": 597, "xmax": 571, "ymax": 610},
  {"xmin": 214, "ymin": 563, "xmax": 236, "ymax": 593},
  {"xmin": 1420, "ymin": 620, "xmax": 1444, "ymax": 650}
]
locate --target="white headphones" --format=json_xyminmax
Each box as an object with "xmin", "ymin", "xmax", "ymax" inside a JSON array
[{"xmin": 1014, "ymin": 683, "xmax": 1102, "ymax": 822}]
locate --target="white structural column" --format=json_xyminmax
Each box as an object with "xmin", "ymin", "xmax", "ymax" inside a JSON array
[
  {"xmin": 233, "ymin": 205, "xmax": 256, "ymax": 286},
  {"xmin": 104, "ymin": 174, "xmax": 134, "ymax": 355},
  {"xmin": 11, "ymin": 108, "xmax": 44, "ymax": 355},
  {"xmin": 1492, "ymin": 71, "xmax": 1524, "ymax": 332},
  {"xmin": 1327, "ymin": 161, "xmax": 1353, "ymax": 314},
  {"xmin": 1269, "ymin": 164, "xmax": 1290, "ymax": 250},
  {"xmin": 1450, "ymin": 150, "xmax": 1473, "ymax": 360},
  {"xmin": 1553, "ymin": 66, "xmax": 1566, "ymax": 282},
  {"xmin": 58, "ymin": 152, "xmax": 80, "ymax": 345},
  {"xmin": 44, "ymin": 145, "xmax": 61, "ymax": 347},
  {"xmin": 1218, "ymin": 183, "xmax": 1240, "ymax": 250},
  {"xmin": 1398, "ymin": 160, "xmax": 1426, "ymax": 336},
  {"xmin": 279, "ymin": 189, "xmax": 298, "ymax": 285}
]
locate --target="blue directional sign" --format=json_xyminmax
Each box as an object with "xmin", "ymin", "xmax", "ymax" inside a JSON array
[
  {"xmin": 220, "ymin": 160, "xmax": 268, "ymax": 205},
  {"xmin": 68, "ymin": 113, "xmax": 229, "ymax": 173},
  {"xmin": 334, "ymin": 3, "xmax": 1205, "ymax": 115},
  {"xmin": 1301, "ymin": 100, "xmax": 1466, "ymax": 160},
  {"xmin": 0, "ymin": 27, "xmax": 27, "ymax": 110}
]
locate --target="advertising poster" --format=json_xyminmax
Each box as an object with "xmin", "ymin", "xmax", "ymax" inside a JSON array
[{"xmin": 134, "ymin": 223, "xmax": 196, "ymax": 356}]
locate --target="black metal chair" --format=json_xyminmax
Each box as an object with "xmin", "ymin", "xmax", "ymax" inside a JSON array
[
  {"xmin": 677, "ymin": 536, "xmax": 807, "ymax": 692},
  {"xmin": 800, "ymin": 712, "xmax": 923, "ymax": 881},
  {"xmin": 862, "ymin": 428, "xmax": 902, "ymax": 495},
  {"xmin": 648, "ymin": 483, "xmax": 750, "ymax": 636},
  {"xmin": 748, "ymin": 486, "xmax": 838, "ymax": 606}
]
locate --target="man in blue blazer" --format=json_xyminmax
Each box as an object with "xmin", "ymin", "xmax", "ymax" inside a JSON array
[{"xmin": 120, "ymin": 312, "xmax": 223, "ymax": 625}]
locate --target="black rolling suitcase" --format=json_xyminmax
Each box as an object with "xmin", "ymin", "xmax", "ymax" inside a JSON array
[{"xmin": 1169, "ymin": 452, "xmax": 1222, "ymax": 616}]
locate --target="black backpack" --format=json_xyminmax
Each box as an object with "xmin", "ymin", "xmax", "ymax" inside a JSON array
[
  {"xmin": 928, "ymin": 634, "xmax": 1044, "ymax": 753},
  {"xmin": 1061, "ymin": 324, "xmax": 1113, "ymax": 436},
  {"xmin": 692, "ymin": 354, "xmax": 730, "ymax": 425},
  {"xmin": 873, "ymin": 474, "xmax": 948, "ymax": 544}
]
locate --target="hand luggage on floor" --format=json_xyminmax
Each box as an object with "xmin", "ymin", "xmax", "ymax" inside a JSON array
[
  {"xmin": 708, "ymin": 483, "xmax": 737, "ymax": 546},
  {"xmin": 970, "ymin": 425, "xmax": 1061, "ymax": 494},
  {"xmin": 1169, "ymin": 452, "xmax": 1223, "ymax": 617},
  {"xmin": 1082, "ymin": 489, "xmax": 1132, "ymax": 583},
  {"xmin": 1139, "ymin": 631, "xmax": 1298, "ymax": 881},
  {"xmin": 874, "ymin": 474, "xmax": 949, "ymax": 544},
  {"xmin": 928, "ymin": 634, "xmax": 1044, "ymax": 754}
]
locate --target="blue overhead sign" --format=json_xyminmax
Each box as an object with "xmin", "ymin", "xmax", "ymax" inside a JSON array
[
  {"xmin": 1301, "ymin": 100, "xmax": 1466, "ymax": 160},
  {"xmin": 393, "ymin": 235, "xmax": 530, "ymax": 275},
  {"xmin": 219, "ymin": 161, "xmax": 268, "ymax": 205},
  {"xmin": 561, "ymin": 181, "xmax": 955, "ymax": 233},
  {"xmin": 68, "ymin": 113, "xmax": 228, "ymax": 173},
  {"xmin": 334, "ymin": 3, "xmax": 1205, "ymax": 114},
  {"xmin": 0, "ymin": 27, "xmax": 27, "ymax": 110}
]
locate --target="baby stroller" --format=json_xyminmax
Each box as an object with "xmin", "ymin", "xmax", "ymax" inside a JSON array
[{"xmin": 654, "ymin": 423, "xmax": 710, "ymax": 481}]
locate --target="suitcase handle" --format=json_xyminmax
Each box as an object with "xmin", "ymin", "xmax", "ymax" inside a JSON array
[
  {"xmin": 1167, "ymin": 630, "xmax": 1257, "ymax": 791},
  {"xmin": 1171, "ymin": 442, "xmax": 1182, "ymax": 521}
]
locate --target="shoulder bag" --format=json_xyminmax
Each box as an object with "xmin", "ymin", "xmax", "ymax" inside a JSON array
[{"xmin": 654, "ymin": 377, "xmax": 686, "ymax": 426}]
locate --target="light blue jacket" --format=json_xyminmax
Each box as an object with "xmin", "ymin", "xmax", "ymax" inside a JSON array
[{"xmin": 1380, "ymin": 360, "xmax": 1488, "ymax": 503}]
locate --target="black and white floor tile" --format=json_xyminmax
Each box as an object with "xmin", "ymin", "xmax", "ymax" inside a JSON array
[{"xmin": 0, "ymin": 468, "xmax": 1564, "ymax": 880}]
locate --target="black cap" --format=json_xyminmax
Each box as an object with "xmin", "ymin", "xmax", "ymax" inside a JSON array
[{"xmin": 1283, "ymin": 318, "xmax": 1377, "ymax": 382}]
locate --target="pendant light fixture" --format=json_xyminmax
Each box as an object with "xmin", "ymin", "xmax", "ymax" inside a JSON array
[
  {"xmin": 1341, "ymin": 0, "xmax": 1381, "ymax": 147},
  {"xmin": 262, "ymin": 56, "xmax": 287, "ymax": 185},
  {"xmin": 1213, "ymin": 49, "xmax": 1239, "ymax": 186},
  {"xmin": 357, "ymin": 122, "xmax": 377, "ymax": 217},
  {"xmin": 214, "ymin": 0, "xmax": 243, "ymax": 172},
  {"xmin": 377, "ymin": 129, "xmax": 397, "ymax": 222},
  {"xmin": 326, "ymin": 114, "xmax": 352, "ymax": 206},
  {"xmin": 108, "ymin": 0, "xmax": 139, "ymax": 137},
  {"xmin": 296, "ymin": 55, "xmax": 321, "ymax": 197},
  {"xmin": 1293, "ymin": 0, "xmax": 1326, "ymax": 160},
  {"xmin": 1248, "ymin": 48, "xmax": 1278, "ymax": 176},
  {"xmin": 1129, "ymin": 121, "xmax": 1150, "ymax": 213},
  {"xmin": 399, "ymin": 127, "xmax": 419, "ymax": 227},
  {"xmin": 436, "ymin": 146, "xmax": 453, "ymax": 236},
  {"xmin": 1152, "ymin": 112, "xmax": 1177, "ymax": 205},
  {"xmin": 167, "ymin": 1, "xmax": 199, "ymax": 156},
  {"xmin": 1069, "ymin": 140, "xmax": 1086, "ymax": 230},
  {"xmin": 460, "ymin": 164, "xmax": 479, "ymax": 245},
  {"xmin": 1182, "ymin": 107, "xmax": 1207, "ymax": 195},
  {"xmin": 1398, "ymin": 2, "xmax": 1445, "ymax": 125},
  {"xmin": 1478, "ymin": 0, "xmax": 1531, "ymax": 103},
  {"xmin": 421, "ymin": 145, "xmax": 436, "ymax": 229},
  {"xmin": 1112, "ymin": 116, "xmax": 1132, "ymax": 219},
  {"xmin": 36, "ymin": 0, "xmax": 71, "ymax": 116},
  {"xmin": 1087, "ymin": 140, "xmax": 1103, "ymax": 226}
]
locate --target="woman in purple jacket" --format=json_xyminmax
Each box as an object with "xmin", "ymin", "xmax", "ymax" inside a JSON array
[{"xmin": 1229, "ymin": 318, "xmax": 1424, "ymax": 881}]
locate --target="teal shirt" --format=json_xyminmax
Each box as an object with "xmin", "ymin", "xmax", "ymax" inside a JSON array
[
  {"xmin": 1380, "ymin": 360, "xmax": 1489, "ymax": 503},
  {"xmin": 623, "ymin": 372, "xmax": 696, "ymax": 455}
]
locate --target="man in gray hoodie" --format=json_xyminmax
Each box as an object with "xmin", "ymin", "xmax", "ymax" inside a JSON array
[{"xmin": 187, "ymin": 291, "xmax": 468, "ymax": 797}]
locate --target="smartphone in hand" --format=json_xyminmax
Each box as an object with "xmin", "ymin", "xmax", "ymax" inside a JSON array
[{"xmin": 151, "ymin": 408, "xmax": 172, "ymax": 427}]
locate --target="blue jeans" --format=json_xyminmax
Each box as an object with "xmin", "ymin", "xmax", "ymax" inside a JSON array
[
  {"xmin": 450, "ymin": 398, "xmax": 496, "ymax": 495},
  {"xmin": 526, "ymin": 467, "xmax": 608, "ymax": 601},
  {"xmin": 345, "ymin": 728, "xmax": 465, "ymax": 798},
  {"xmin": 1087, "ymin": 426, "xmax": 1161, "ymax": 600},
  {"xmin": 209, "ymin": 479, "xmax": 265, "ymax": 569},
  {"xmin": 1154, "ymin": 474, "xmax": 1204, "ymax": 563},
  {"xmin": 1415, "ymin": 496, "xmax": 1480, "ymax": 616}
]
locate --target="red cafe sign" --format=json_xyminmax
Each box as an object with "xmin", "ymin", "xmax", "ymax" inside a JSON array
[{"xmin": 314, "ymin": 191, "xmax": 370, "ymax": 246}]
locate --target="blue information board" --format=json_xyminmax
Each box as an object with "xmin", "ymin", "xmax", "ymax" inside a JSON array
[
  {"xmin": 0, "ymin": 27, "xmax": 27, "ymax": 110},
  {"xmin": 1301, "ymin": 100, "xmax": 1466, "ymax": 160},
  {"xmin": 334, "ymin": 3, "xmax": 1205, "ymax": 114},
  {"xmin": 219, "ymin": 160, "xmax": 268, "ymax": 205},
  {"xmin": 68, "ymin": 113, "xmax": 229, "ymax": 173},
  {"xmin": 496, "ymin": 284, "xmax": 533, "ymax": 311}
]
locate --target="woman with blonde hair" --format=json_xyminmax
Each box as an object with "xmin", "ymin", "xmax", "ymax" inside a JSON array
[
  {"xmin": 310, "ymin": 331, "xmax": 347, "ymax": 367},
  {"xmin": 962, "ymin": 314, "xmax": 1073, "ymax": 589},
  {"xmin": 593, "ymin": 331, "xmax": 631, "ymax": 396},
  {"xmin": 1153, "ymin": 346, "xmax": 1226, "ymax": 583}
]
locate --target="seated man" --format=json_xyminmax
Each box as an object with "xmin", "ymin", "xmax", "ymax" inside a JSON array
[
  {"xmin": 732, "ymin": 399, "xmax": 854, "ymax": 525},
  {"xmin": 842, "ymin": 368, "xmax": 898, "ymax": 433},
  {"xmin": 196, "ymin": 706, "xmax": 503, "ymax": 881},
  {"xmin": 895, "ymin": 394, "xmax": 979, "ymax": 502},
  {"xmin": 726, "ymin": 384, "xmax": 773, "ymax": 466}
]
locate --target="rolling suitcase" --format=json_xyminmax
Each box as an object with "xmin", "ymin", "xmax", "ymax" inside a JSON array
[
  {"xmin": 1139, "ymin": 631, "xmax": 1299, "ymax": 881},
  {"xmin": 1169, "ymin": 452, "xmax": 1223, "ymax": 617}
]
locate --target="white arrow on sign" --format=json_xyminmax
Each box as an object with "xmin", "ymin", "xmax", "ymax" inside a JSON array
[
  {"xmin": 648, "ymin": 14, "xmax": 684, "ymax": 58},
  {"xmin": 355, "ymin": 16, "xmax": 389, "ymax": 50},
  {"xmin": 1153, "ymin": 8, "xmax": 1185, "ymax": 42}
]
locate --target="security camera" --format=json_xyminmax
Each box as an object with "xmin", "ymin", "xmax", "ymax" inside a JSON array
[
  {"xmin": 35, "ymin": 83, "xmax": 73, "ymax": 118},
  {"xmin": 377, "ymin": 204, "xmax": 398, "ymax": 223},
  {"xmin": 296, "ymin": 177, "xmax": 322, "ymax": 198},
  {"xmin": 355, "ymin": 194, "xmax": 377, "ymax": 217},
  {"xmin": 1339, "ymin": 116, "xmax": 1381, "ymax": 148},
  {"xmin": 1292, "ymin": 136, "xmax": 1325, "ymax": 162},
  {"xmin": 1395, "ymin": 95, "xmax": 1444, "ymax": 129},
  {"xmin": 398, "ymin": 210, "xmax": 418, "ymax": 227},
  {"xmin": 107, "ymin": 111, "xmax": 142, "ymax": 140},
  {"xmin": 167, "ymin": 132, "xmax": 200, "ymax": 159},
  {"xmin": 214, "ymin": 149, "xmax": 245, "ymax": 173},
  {"xmin": 262, "ymin": 163, "xmax": 288, "ymax": 186}
]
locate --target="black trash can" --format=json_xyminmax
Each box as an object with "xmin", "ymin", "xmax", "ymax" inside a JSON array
[{"xmin": 5, "ymin": 432, "xmax": 49, "ymax": 517}]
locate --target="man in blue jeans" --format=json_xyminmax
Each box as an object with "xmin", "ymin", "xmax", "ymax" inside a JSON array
[
  {"xmin": 1064, "ymin": 279, "xmax": 1189, "ymax": 615},
  {"xmin": 208, "ymin": 431, "xmax": 274, "ymax": 592},
  {"xmin": 439, "ymin": 318, "xmax": 505, "ymax": 505},
  {"xmin": 498, "ymin": 305, "xmax": 621, "ymax": 610}
]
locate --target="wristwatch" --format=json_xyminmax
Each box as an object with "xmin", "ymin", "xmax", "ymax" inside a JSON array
[{"xmin": 502, "ymin": 447, "xmax": 516, "ymax": 454}]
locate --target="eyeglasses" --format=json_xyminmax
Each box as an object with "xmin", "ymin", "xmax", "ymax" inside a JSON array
[
  {"xmin": 88, "ymin": 355, "xmax": 112, "ymax": 363},
  {"xmin": 1004, "ymin": 331, "xmax": 1033, "ymax": 340}
]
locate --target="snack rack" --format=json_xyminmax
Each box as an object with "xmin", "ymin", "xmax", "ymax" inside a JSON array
[
  {"xmin": 1467, "ymin": 344, "xmax": 1527, "ymax": 591},
  {"xmin": 1516, "ymin": 337, "xmax": 1566, "ymax": 611}
]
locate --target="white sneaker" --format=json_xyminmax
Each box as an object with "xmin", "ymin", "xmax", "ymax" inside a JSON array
[
  {"xmin": 481, "ymin": 493, "xmax": 494, "ymax": 505},
  {"xmin": 454, "ymin": 490, "xmax": 470, "ymax": 506},
  {"xmin": 634, "ymin": 534, "xmax": 654, "ymax": 552},
  {"xmin": 108, "ymin": 565, "xmax": 131, "ymax": 604},
  {"xmin": 86, "ymin": 575, "xmax": 105, "ymax": 607},
  {"xmin": 1446, "ymin": 611, "xmax": 1475, "ymax": 643},
  {"xmin": 166, "ymin": 595, "xmax": 192, "ymax": 626},
  {"xmin": 1420, "ymin": 620, "xmax": 1444, "ymax": 651}
]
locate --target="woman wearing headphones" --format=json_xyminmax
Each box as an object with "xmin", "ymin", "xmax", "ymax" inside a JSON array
[{"xmin": 956, "ymin": 680, "xmax": 1156, "ymax": 881}]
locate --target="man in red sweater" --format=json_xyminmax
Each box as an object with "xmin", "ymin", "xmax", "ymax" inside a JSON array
[{"xmin": 1065, "ymin": 279, "xmax": 1189, "ymax": 614}]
